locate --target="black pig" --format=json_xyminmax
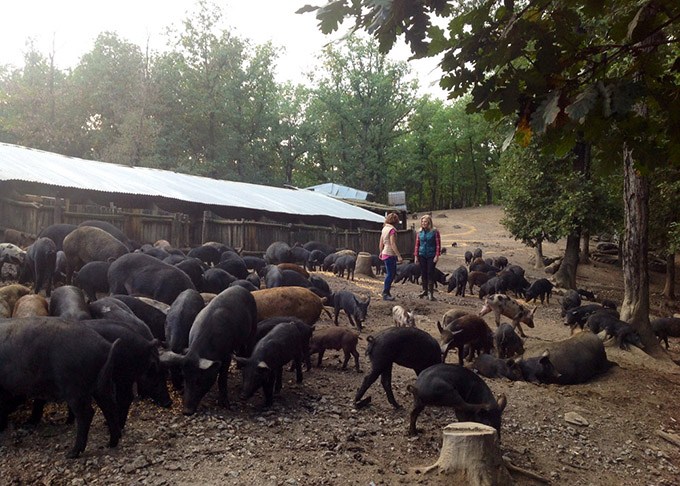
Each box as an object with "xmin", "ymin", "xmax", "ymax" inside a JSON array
[
  {"xmin": 235, "ymin": 322, "xmax": 304, "ymax": 406},
  {"xmin": 332, "ymin": 290, "xmax": 370, "ymax": 332},
  {"xmin": 408, "ymin": 364, "xmax": 507, "ymax": 436},
  {"xmin": 354, "ymin": 327, "xmax": 441, "ymax": 409}
]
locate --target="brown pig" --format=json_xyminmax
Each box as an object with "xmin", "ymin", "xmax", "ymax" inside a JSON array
[
  {"xmin": 0, "ymin": 284, "xmax": 32, "ymax": 317},
  {"xmin": 252, "ymin": 286, "xmax": 332, "ymax": 325},
  {"xmin": 12, "ymin": 294, "xmax": 49, "ymax": 317},
  {"xmin": 309, "ymin": 327, "xmax": 361, "ymax": 372}
]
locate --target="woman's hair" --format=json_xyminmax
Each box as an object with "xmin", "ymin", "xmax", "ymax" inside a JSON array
[
  {"xmin": 385, "ymin": 212, "xmax": 400, "ymax": 225},
  {"xmin": 420, "ymin": 214, "xmax": 433, "ymax": 228}
]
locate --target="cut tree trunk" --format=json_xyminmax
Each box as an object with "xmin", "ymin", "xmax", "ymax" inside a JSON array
[
  {"xmin": 620, "ymin": 145, "xmax": 662, "ymax": 356},
  {"xmin": 554, "ymin": 233, "xmax": 580, "ymax": 289},
  {"xmin": 412, "ymin": 422, "xmax": 513, "ymax": 485},
  {"xmin": 355, "ymin": 252, "xmax": 375, "ymax": 277}
]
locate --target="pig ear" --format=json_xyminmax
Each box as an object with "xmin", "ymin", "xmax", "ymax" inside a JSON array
[
  {"xmin": 436, "ymin": 321, "xmax": 444, "ymax": 333},
  {"xmin": 257, "ymin": 361, "xmax": 270, "ymax": 371},
  {"xmin": 198, "ymin": 358, "xmax": 219, "ymax": 370},
  {"xmin": 540, "ymin": 350, "xmax": 550, "ymax": 359},
  {"xmin": 158, "ymin": 350, "xmax": 186, "ymax": 367}
]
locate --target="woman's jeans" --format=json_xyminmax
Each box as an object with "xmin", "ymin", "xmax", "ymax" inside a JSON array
[{"xmin": 382, "ymin": 256, "xmax": 397, "ymax": 295}]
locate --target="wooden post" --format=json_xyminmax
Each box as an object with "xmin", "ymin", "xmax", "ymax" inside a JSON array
[{"xmin": 412, "ymin": 422, "xmax": 513, "ymax": 485}]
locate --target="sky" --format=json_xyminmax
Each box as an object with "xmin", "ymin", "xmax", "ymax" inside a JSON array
[{"xmin": 1, "ymin": 0, "xmax": 446, "ymax": 99}]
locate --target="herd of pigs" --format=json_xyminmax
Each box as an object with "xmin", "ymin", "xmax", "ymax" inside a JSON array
[{"xmin": 1, "ymin": 221, "xmax": 679, "ymax": 461}]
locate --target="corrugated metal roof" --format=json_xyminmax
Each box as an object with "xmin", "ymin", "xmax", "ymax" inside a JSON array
[
  {"xmin": 0, "ymin": 143, "xmax": 385, "ymax": 224},
  {"xmin": 305, "ymin": 182, "xmax": 372, "ymax": 201}
]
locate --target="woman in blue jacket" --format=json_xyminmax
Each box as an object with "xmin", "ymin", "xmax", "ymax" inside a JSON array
[{"xmin": 414, "ymin": 214, "xmax": 441, "ymax": 301}]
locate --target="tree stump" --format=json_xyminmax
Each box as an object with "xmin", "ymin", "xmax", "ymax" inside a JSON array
[
  {"xmin": 412, "ymin": 422, "xmax": 513, "ymax": 486},
  {"xmin": 355, "ymin": 252, "xmax": 375, "ymax": 277}
]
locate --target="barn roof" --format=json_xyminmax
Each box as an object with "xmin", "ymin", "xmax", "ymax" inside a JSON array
[
  {"xmin": 0, "ymin": 143, "xmax": 385, "ymax": 225},
  {"xmin": 305, "ymin": 182, "xmax": 373, "ymax": 201}
]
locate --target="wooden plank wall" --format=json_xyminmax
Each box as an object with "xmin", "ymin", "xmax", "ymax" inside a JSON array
[{"xmin": 0, "ymin": 197, "xmax": 415, "ymax": 256}]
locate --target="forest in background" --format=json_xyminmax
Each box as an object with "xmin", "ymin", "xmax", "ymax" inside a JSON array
[{"xmin": 0, "ymin": 1, "xmax": 505, "ymax": 212}]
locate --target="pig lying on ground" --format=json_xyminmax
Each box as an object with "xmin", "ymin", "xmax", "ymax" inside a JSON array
[
  {"xmin": 408, "ymin": 364, "xmax": 507, "ymax": 437},
  {"xmin": 354, "ymin": 327, "xmax": 441, "ymax": 409},
  {"xmin": 309, "ymin": 327, "xmax": 361, "ymax": 372},
  {"xmin": 471, "ymin": 354, "xmax": 522, "ymax": 381},
  {"xmin": 509, "ymin": 331, "xmax": 614, "ymax": 384}
]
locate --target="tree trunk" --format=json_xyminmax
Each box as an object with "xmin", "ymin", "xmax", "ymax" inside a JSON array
[
  {"xmin": 620, "ymin": 145, "xmax": 661, "ymax": 355},
  {"xmin": 662, "ymin": 252, "xmax": 675, "ymax": 300},
  {"xmin": 412, "ymin": 422, "xmax": 512, "ymax": 485},
  {"xmin": 580, "ymin": 230, "xmax": 590, "ymax": 264},
  {"xmin": 533, "ymin": 241, "xmax": 545, "ymax": 270},
  {"xmin": 554, "ymin": 233, "xmax": 580, "ymax": 289}
]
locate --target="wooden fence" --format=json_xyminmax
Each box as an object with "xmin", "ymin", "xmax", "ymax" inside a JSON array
[{"xmin": 0, "ymin": 196, "xmax": 415, "ymax": 256}]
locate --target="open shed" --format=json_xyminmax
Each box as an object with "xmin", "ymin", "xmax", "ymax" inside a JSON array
[{"xmin": 0, "ymin": 143, "xmax": 414, "ymax": 253}]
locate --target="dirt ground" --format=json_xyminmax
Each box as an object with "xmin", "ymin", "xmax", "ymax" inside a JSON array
[{"xmin": 1, "ymin": 205, "xmax": 680, "ymax": 485}]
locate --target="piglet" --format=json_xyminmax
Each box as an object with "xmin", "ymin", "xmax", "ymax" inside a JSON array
[
  {"xmin": 309, "ymin": 327, "xmax": 361, "ymax": 372},
  {"xmin": 391, "ymin": 305, "xmax": 416, "ymax": 327}
]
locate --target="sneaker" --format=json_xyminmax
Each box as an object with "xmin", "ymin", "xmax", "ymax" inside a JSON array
[{"xmin": 382, "ymin": 293, "xmax": 395, "ymax": 301}]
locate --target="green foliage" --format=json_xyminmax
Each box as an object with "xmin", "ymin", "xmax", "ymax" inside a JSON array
[
  {"xmin": 649, "ymin": 167, "xmax": 680, "ymax": 255},
  {"xmin": 308, "ymin": 0, "xmax": 680, "ymax": 172},
  {"xmin": 304, "ymin": 35, "xmax": 417, "ymax": 200},
  {"xmin": 493, "ymin": 142, "xmax": 620, "ymax": 248},
  {"xmin": 394, "ymin": 95, "xmax": 505, "ymax": 211}
]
